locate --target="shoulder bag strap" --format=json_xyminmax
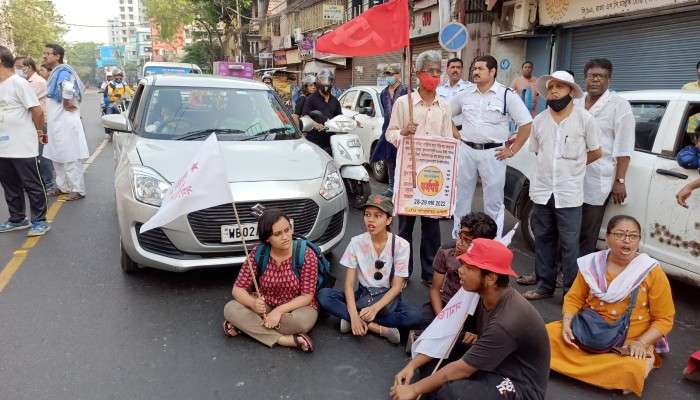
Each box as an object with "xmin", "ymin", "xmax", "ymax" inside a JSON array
[{"xmin": 389, "ymin": 233, "xmax": 396, "ymax": 282}]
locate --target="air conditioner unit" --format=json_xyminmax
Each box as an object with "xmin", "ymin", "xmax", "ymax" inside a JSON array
[{"xmin": 498, "ymin": 0, "xmax": 536, "ymax": 36}]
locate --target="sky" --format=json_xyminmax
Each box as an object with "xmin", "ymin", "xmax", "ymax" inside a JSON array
[{"xmin": 53, "ymin": 0, "xmax": 120, "ymax": 43}]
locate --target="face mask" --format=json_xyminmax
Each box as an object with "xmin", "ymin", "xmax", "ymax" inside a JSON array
[
  {"xmin": 15, "ymin": 69, "xmax": 26, "ymax": 79},
  {"xmin": 386, "ymin": 76, "xmax": 396, "ymax": 86},
  {"xmin": 418, "ymin": 72, "xmax": 440, "ymax": 91},
  {"xmin": 547, "ymin": 94, "xmax": 572, "ymax": 112}
]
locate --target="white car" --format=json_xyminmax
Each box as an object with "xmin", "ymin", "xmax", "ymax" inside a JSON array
[
  {"xmin": 505, "ymin": 90, "xmax": 700, "ymax": 285},
  {"xmin": 338, "ymin": 86, "xmax": 389, "ymax": 182}
]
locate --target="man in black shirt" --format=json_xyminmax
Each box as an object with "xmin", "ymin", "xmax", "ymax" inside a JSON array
[
  {"xmin": 301, "ymin": 68, "xmax": 341, "ymax": 153},
  {"xmin": 391, "ymin": 239, "xmax": 550, "ymax": 400}
]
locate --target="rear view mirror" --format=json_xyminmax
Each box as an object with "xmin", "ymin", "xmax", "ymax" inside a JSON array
[
  {"xmin": 102, "ymin": 114, "xmax": 130, "ymax": 132},
  {"xmin": 300, "ymin": 116, "xmax": 314, "ymax": 132}
]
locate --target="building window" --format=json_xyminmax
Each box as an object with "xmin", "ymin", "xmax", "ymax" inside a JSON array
[
  {"xmin": 120, "ymin": 7, "xmax": 124, "ymax": 12},
  {"xmin": 120, "ymin": 14, "xmax": 125, "ymax": 19},
  {"xmin": 129, "ymin": 14, "xmax": 134, "ymax": 20}
]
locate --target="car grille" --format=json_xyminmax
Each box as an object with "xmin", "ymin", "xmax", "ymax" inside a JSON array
[
  {"xmin": 317, "ymin": 211, "xmax": 344, "ymax": 245},
  {"xmin": 188, "ymin": 199, "xmax": 320, "ymax": 245},
  {"xmin": 135, "ymin": 224, "xmax": 184, "ymax": 257}
]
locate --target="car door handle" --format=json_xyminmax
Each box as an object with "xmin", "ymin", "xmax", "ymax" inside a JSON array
[{"xmin": 655, "ymin": 169, "xmax": 688, "ymax": 179}]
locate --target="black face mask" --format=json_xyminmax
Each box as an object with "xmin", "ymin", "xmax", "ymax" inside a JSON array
[{"xmin": 547, "ymin": 95, "xmax": 572, "ymax": 112}]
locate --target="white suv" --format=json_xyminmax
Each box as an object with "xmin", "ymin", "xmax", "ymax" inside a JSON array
[{"xmin": 505, "ymin": 90, "xmax": 700, "ymax": 285}]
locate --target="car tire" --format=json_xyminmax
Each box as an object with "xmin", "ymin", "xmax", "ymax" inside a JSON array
[
  {"xmin": 518, "ymin": 196, "xmax": 535, "ymax": 251},
  {"xmin": 120, "ymin": 242, "xmax": 139, "ymax": 274},
  {"xmin": 369, "ymin": 142, "xmax": 388, "ymax": 183}
]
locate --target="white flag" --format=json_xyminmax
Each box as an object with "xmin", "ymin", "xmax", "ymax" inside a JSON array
[
  {"xmin": 497, "ymin": 223, "xmax": 519, "ymax": 247},
  {"xmin": 140, "ymin": 134, "xmax": 233, "ymax": 233},
  {"xmin": 411, "ymin": 288, "xmax": 480, "ymax": 359}
]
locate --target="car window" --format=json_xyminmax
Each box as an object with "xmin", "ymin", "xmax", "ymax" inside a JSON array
[
  {"xmin": 676, "ymin": 102, "xmax": 700, "ymax": 155},
  {"xmin": 139, "ymin": 87, "xmax": 299, "ymax": 141},
  {"xmin": 356, "ymin": 91, "xmax": 376, "ymax": 116},
  {"xmin": 340, "ymin": 90, "xmax": 358, "ymax": 110},
  {"xmin": 128, "ymin": 84, "xmax": 145, "ymax": 123},
  {"xmin": 630, "ymin": 102, "xmax": 667, "ymax": 153}
]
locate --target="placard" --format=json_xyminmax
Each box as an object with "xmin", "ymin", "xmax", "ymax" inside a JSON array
[{"xmin": 394, "ymin": 136, "xmax": 458, "ymax": 217}]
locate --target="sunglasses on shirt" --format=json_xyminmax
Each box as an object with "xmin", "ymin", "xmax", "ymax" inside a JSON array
[{"xmin": 374, "ymin": 260, "xmax": 385, "ymax": 280}]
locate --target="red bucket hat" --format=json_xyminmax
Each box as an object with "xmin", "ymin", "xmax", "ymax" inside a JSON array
[{"xmin": 457, "ymin": 238, "xmax": 517, "ymax": 277}]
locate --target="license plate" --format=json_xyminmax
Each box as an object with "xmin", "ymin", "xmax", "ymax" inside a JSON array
[
  {"xmin": 347, "ymin": 138, "xmax": 361, "ymax": 148},
  {"xmin": 220, "ymin": 223, "xmax": 258, "ymax": 243}
]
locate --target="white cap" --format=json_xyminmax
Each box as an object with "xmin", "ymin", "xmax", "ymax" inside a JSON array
[{"xmin": 536, "ymin": 71, "xmax": 583, "ymax": 99}]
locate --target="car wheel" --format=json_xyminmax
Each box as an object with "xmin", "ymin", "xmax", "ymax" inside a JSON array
[
  {"xmin": 370, "ymin": 159, "xmax": 387, "ymax": 183},
  {"xmin": 120, "ymin": 242, "xmax": 139, "ymax": 274},
  {"xmin": 518, "ymin": 196, "xmax": 535, "ymax": 251},
  {"xmin": 346, "ymin": 180, "xmax": 371, "ymax": 209}
]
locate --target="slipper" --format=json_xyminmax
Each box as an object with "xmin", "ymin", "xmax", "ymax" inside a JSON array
[
  {"xmin": 516, "ymin": 273, "xmax": 537, "ymax": 285},
  {"xmin": 222, "ymin": 320, "xmax": 239, "ymax": 337},
  {"xmin": 293, "ymin": 333, "xmax": 314, "ymax": 353},
  {"xmin": 522, "ymin": 289, "xmax": 554, "ymax": 301}
]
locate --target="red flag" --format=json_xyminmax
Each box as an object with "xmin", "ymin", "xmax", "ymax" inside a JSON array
[{"xmin": 315, "ymin": 0, "xmax": 409, "ymax": 57}]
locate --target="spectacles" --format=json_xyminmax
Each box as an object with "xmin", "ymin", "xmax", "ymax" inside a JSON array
[
  {"xmin": 609, "ymin": 231, "xmax": 641, "ymax": 241},
  {"xmin": 458, "ymin": 230, "xmax": 474, "ymax": 243},
  {"xmin": 271, "ymin": 226, "xmax": 292, "ymax": 237},
  {"xmin": 374, "ymin": 260, "xmax": 385, "ymax": 280},
  {"xmin": 585, "ymin": 73, "xmax": 609, "ymax": 80}
]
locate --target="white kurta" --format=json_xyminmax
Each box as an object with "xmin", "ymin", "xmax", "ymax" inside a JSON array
[{"xmin": 43, "ymin": 98, "xmax": 89, "ymax": 163}]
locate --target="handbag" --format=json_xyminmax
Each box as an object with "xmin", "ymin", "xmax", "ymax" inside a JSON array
[
  {"xmin": 355, "ymin": 234, "xmax": 399, "ymax": 315},
  {"xmin": 571, "ymin": 287, "xmax": 640, "ymax": 353}
]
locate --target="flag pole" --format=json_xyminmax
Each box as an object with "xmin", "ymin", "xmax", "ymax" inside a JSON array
[
  {"xmin": 231, "ymin": 201, "xmax": 262, "ymax": 296},
  {"xmin": 415, "ymin": 329, "xmax": 463, "ymax": 400},
  {"xmin": 405, "ymin": 45, "xmax": 417, "ymax": 188}
]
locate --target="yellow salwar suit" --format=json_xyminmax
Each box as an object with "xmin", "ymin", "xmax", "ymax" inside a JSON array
[{"xmin": 546, "ymin": 265, "xmax": 675, "ymax": 397}]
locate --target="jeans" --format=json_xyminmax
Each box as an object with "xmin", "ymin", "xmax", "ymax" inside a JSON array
[
  {"xmin": 317, "ymin": 287, "xmax": 427, "ymax": 329},
  {"xmin": 533, "ymin": 196, "xmax": 582, "ymax": 294},
  {"xmin": 579, "ymin": 199, "xmax": 609, "ymax": 257},
  {"xmin": 398, "ymin": 216, "xmax": 440, "ymax": 281},
  {"xmin": 38, "ymin": 142, "xmax": 55, "ymax": 190}
]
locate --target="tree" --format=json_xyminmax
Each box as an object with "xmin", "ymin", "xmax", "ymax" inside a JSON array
[
  {"xmin": 182, "ymin": 41, "xmax": 221, "ymax": 73},
  {"xmin": 65, "ymin": 42, "xmax": 100, "ymax": 85},
  {"xmin": 4, "ymin": 0, "xmax": 66, "ymax": 58}
]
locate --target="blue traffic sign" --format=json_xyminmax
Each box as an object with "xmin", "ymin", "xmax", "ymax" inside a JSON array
[
  {"xmin": 439, "ymin": 22, "xmax": 468, "ymax": 53},
  {"xmin": 500, "ymin": 58, "xmax": 511, "ymax": 71}
]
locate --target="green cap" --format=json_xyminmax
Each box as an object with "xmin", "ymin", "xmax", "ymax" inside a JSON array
[
  {"xmin": 362, "ymin": 194, "xmax": 394, "ymax": 215},
  {"xmin": 383, "ymin": 64, "xmax": 400, "ymax": 75}
]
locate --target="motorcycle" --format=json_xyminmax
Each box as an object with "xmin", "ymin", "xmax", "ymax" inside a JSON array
[{"xmin": 301, "ymin": 111, "xmax": 371, "ymax": 209}]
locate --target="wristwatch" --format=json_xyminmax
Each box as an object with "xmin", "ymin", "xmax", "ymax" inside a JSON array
[{"xmin": 616, "ymin": 178, "xmax": 625, "ymax": 184}]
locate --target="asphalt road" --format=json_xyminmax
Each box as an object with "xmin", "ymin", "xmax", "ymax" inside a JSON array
[{"xmin": 0, "ymin": 92, "xmax": 698, "ymax": 400}]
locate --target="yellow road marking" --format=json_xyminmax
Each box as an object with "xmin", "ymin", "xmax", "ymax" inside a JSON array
[{"xmin": 0, "ymin": 138, "xmax": 109, "ymax": 293}]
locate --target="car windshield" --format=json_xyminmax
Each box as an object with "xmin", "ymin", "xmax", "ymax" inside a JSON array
[{"xmin": 140, "ymin": 86, "xmax": 299, "ymax": 141}]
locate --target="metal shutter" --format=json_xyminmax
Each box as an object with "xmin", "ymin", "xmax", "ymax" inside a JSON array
[
  {"xmin": 352, "ymin": 52, "xmax": 403, "ymax": 86},
  {"xmin": 568, "ymin": 10, "xmax": 700, "ymax": 91}
]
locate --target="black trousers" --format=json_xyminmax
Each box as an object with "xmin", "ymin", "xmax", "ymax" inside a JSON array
[
  {"xmin": 579, "ymin": 198, "xmax": 610, "ymax": 257},
  {"xmin": 0, "ymin": 157, "xmax": 48, "ymax": 223},
  {"xmin": 398, "ymin": 216, "xmax": 440, "ymax": 281}
]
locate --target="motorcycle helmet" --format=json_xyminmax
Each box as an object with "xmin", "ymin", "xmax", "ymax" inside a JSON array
[
  {"xmin": 262, "ymin": 72, "xmax": 273, "ymax": 85},
  {"xmin": 316, "ymin": 68, "xmax": 334, "ymax": 95}
]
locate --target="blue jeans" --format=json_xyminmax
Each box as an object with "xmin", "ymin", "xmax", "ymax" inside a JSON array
[
  {"xmin": 38, "ymin": 142, "xmax": 55, "ymax": 190},
  {"xmin": 317, "ymin": 287, "xmax": 427, "ymax": 329},
  {"xmin": 533, "ymin": 195, "xmax": 582, "ymax": 294}
]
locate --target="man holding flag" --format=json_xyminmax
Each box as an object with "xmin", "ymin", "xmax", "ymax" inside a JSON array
[{"xmin": 391, "ymin": 239, "xmax": 550, "ymax": 400}]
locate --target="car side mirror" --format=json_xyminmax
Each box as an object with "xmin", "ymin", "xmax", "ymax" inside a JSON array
[
  {"xmin": 299, "ymin": 116, "xmax": 315, "ymax": 132},
  {"xmin": 102, "ymin": 113, "xmax": 130, "ymax": 132}
]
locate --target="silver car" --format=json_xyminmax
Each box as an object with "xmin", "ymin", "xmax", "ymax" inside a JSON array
[{"xmin": 102, "ymin": 74, "xmax": 348, "ymax": 273}]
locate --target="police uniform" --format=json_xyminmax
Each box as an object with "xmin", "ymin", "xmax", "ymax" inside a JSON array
[
  {"xmin": 437, "ymin": 79, "xmax": 473, "ymax": 129},
  {"xmin": 451, "ymin": 81, "xmax": 532, "ymax": 237}
]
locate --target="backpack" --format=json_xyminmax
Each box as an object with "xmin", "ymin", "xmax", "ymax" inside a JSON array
[
  {"xmin": 254, "ymin": 237, "xmax": 335, "ymax": 292},
  {"xmin": 677, "ymin": 145, "xmax": 700, "ymax": 169}
]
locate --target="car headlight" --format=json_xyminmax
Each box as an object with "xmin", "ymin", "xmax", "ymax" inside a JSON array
[
  {"xmin": 320, "ymin": 161, "xmax": 343, "ymax": 200},
  {"xmin": 132, "ymin": 166, "xmax": 171, "ymax": 206}
]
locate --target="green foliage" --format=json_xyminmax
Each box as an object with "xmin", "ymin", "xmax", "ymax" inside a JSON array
[
  {"xmin": 144, "ymin": 0, "xmax": 199, "ymax": 41},
  {"xmin": 181, "ymin": 41, "xmax": 222, "ymax": 73},
  {"xmin": 4, "ymin": 0, "xmax": 67, "ymax": 58},
  {"xmin": 65, "ymin": 42, "xmax": 100, "ymax": 84}
]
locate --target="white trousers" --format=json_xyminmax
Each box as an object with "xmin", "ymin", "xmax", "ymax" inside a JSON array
[
  {"xmin": 54, "ymin": 161, "xmax": 85, "ymax": 195},
  {"xmin": 452, "ymin": 143, "xmax": 506, "ymax": 238}
]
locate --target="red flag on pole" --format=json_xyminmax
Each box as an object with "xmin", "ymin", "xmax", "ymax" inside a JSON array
[{"xmin": 315, "ymin": 0, "xmax": 409, "ymax": 57}]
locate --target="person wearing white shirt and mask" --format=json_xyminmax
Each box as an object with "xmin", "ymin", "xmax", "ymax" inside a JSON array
[
  {"xmin": 578, "ymin": 59, "xmax": 635, "ymax": 256},
  {"xmin": 523, "ymin": 71, "xmax": 602, "ymax": 301},
  {"xmin": 450, "ymin": 55, "xmax": 533, "ymax": 238}
]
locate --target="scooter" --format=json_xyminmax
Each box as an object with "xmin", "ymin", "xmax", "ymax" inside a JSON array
[{"xmin": 301, "ymin": 111, "xmax": 371, "ymax": 209}]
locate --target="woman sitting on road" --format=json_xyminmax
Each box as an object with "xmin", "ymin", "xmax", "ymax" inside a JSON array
[
  {"xmin": 317, "ymin": 194, "xmax": 425, "ymax": 344},
  {"xmin": 547, "ymin": 215, "xmax": 675, "ymax": 396},
  {"xmin": 222, "ymin": 209, "xmax": 317, "ymax": 352}
]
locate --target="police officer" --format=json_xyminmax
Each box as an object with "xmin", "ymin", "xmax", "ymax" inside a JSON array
[
  {"xmin": 437, "ymin": 57, "xmax": 473, "ymax": 131},
  {"xmin": 451, "ymin": 55, "xmax": 532, "ymax": 238}
]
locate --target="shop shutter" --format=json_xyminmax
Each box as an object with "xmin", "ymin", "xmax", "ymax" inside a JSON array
[
  {"xmin": 568, "ymin": 10, "xmax": 700, "ymax": 91},
  {"xmin": 352, "ymin": 52, "xmax": 403, "ymax": 86},
  {"xmin": 334, "ymin": 64, "xmax": 353, "ymax": 90}
]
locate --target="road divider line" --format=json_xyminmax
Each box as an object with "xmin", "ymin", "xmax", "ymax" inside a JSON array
[{"xmin": 0, "ymin": 138, "xmax": 109, "ymax": 294}]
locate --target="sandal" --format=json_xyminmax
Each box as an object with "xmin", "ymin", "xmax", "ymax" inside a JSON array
[
  {"xmin": 522, "ymin": 289, "xmax": 554, "ymax": 301},
  {"xmin": 293, "ymin": 333, "xmax": 314, "ymax": 353},
  {"xmin": 222, "ymin": 320, "xmax": 239, "ymax": 337},
  {"xmin": 516, "ymin": 273, "xmax": 537, "ymax": 285}
]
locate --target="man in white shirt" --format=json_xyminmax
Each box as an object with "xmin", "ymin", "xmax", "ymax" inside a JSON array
[
  {"xmin": 450, "ymin": 55, "xmax": 533, "ymax": 238},
  {"xmin": 386, "ymin": 50, "xmax": 460, "ymax": 285},
  {"xmin": 0, "ymin": 46, "xmax": 50, "ymax": 236},
  {"xmin": 578, "ymin": 59, "xmax": 635, "ymax": 256},
  {"xmin": 523, "ymin": 71, "xmax": 602, "ymax": 300},
  {"xmin": 437, "ymin": 57, "xmax": 473, "ymax": 131}
]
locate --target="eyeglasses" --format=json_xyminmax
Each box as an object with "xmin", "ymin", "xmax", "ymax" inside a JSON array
[
  {"xmin": 585, "ymin": 73, "xmax": 609, "ymax": 81},
  {"xmin": 271, "ymin": 226, "xmax": 292, "ymax": 237},
  {"xmin": 374, "ymin": 260, "xmax": 385, "ymax": 280},
  {"xmin": 458, "ymin": 230, "xmax": 474, "ymax": 243},
  {"xmin": 609, "ymin": 231, "xmax": 641, "ymax": 241}
]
